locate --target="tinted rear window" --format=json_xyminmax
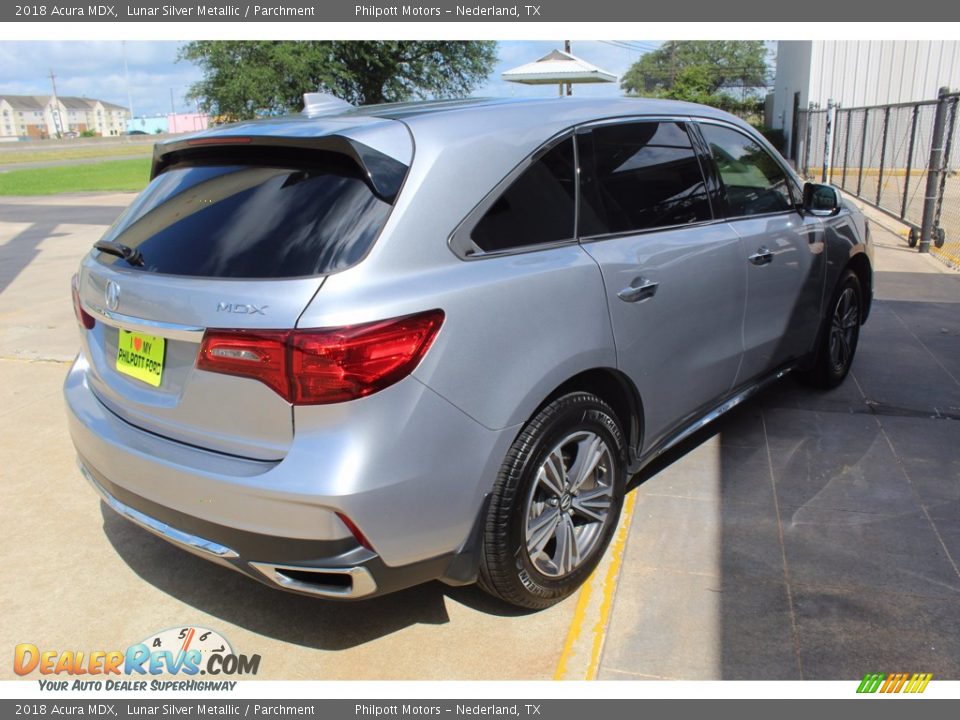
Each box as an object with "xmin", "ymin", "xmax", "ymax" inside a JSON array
[
  {"xmin": 95, "ymin": 152, "xmax": 393, "ymax": 278},
  {"xmin": 470, "ymin": 138, "xmax": 576, "ymax": 253}
]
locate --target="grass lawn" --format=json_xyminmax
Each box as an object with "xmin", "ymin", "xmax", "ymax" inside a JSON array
[
  {"xmin": 0, "ymin": 158, "xmax": 150, "ymax": 195},
  {"xmin": 0, "ymin": 143, "xmax": 154, "ymax": 165}
]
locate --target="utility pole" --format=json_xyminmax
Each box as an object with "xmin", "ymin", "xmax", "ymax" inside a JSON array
[
  {"xmin": 48, "ymin": 68, "xmax": 63, "ymax": 139},
  {"xmin": 122, "ymin": 41, "xmax": 134, "ymax": 120},
  {"xmin": 669, "ymin": 42, "xmax": 677, "ymax": 88},
  {"xmin": 564, "ymin": 40, "xmax": 572, "ymax": 96}
]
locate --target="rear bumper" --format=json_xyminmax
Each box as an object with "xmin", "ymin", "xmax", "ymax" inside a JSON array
[
  {"xmin": 65, "ymin": 353, "xmax": 516, "ymax": 597},
  {"xmin": 79, "ymin": 459, "xmax": 453, "ymax": 599}
]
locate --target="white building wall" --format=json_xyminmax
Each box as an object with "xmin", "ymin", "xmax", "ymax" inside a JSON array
[
  {"xmin": 773, "ymin": 40, "xmax": 960, "ymax": 160},
  {"xmin": 44, "ymin": 99, "xmax": 67, "ymax": 137},
  {"xmin": 808, "ymin": 41, "xmax": 960, "ymax": 108},
  {"xmin": 771, "ymin": 40, "xmax": 812, "ymax": 132},
  {"xmin": 0, "ymin": 100, "xmax": 15, "ymax": 139}
]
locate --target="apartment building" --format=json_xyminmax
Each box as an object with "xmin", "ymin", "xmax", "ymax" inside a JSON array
[{"xmin": 0, "ymin": 95, "xmax": 130, "ymax": 140}]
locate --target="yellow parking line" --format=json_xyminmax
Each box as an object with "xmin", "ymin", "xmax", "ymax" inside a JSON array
[
  {"xmin": 586, "ymin": 490, "xmax": 637, "ymax": 679},
  {"xmin": 553, "ymin": 553, "xmax": 594, "ymax": 680},
  {"xmin": 554, "ymin": 489, "xmax": 638, "ymax": 680}
]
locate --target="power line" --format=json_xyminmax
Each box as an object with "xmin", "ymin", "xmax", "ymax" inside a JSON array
[
  {"xmin": 600, "ymin": 40, "xmax": 660, "ymax": 54},
  {"xmin": 600, "ymin": 40, "xmax": 652, "ymax": 53}
]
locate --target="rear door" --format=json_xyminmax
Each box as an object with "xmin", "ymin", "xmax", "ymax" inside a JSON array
[
  {"xmin": 76, "ymin": 144, "xmax": 400, "ymax": 460},
  {"xmin": 576, "ymin": 119, "xmax": 746, "ymax": 451},
  {"xmin": 695, "ymin": 122, "xmax": 825, "ymax": 385}
]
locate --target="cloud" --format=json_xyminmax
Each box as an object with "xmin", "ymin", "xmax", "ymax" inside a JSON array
[
  {"xmin": 0, "ymin": 40, "xmax": 659, "ymax": 116},
  {"xmin": 0, "ymin": 41, "xmax": 202, "ymax": 116}
]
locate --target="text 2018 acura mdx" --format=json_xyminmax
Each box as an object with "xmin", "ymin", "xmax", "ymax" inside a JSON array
[{"xmin": 66, "ymin": 96, "xmax": 872, "ymax": 608}]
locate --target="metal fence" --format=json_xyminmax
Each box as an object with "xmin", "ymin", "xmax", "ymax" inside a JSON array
[{"xmin": 794, "ymin": 88, "xmax": 960, "ymax": 266}]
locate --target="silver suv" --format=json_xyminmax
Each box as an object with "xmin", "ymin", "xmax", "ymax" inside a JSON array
[{"xmin": 66, "ymin": 96, "xmax": 872, "ymax": 609}]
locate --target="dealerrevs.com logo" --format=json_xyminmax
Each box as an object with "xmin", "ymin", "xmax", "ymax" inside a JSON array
[{"xmin": 14, "ymin": 626, "xmax": 261, "ymax": 691}]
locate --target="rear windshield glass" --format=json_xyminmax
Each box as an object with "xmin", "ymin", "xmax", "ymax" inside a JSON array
[{"xmin": 94, "ymin": 152, "xmax": 393, "ymax": 278}]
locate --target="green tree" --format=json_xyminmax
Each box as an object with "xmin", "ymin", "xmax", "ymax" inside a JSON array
[
  {"xmin": 178, "ymin": 41, "xmax": 498, "ymax": 120},
  {"xmin": 665, "ymin": 66, "xmax": 716, "ymax": 104},
  {"xmin": 620, "ymin": 41, "xmax": 769, "ymax": 98}
]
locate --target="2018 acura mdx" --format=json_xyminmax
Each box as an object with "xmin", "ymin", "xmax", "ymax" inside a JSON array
[{"xmin": 66, "ymin": 95, "xmax": 872, "ymax": 609}]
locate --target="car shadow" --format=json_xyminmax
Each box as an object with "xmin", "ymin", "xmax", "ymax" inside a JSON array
[
  {"xmin": 0, "ymin": 203, "xmax": 126, "ymax": 294},
  {"xmin": 99, "ymin": 503, "xmax": 536, "ymax": 651}
]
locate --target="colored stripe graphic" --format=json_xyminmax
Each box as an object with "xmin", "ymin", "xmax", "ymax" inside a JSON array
[
  {"xmin": 857, "ymin": 672, "xmax": 932, "ymax": 693},
  {"xmin": 905, "ymin": 673, "xmax": 933, "ymax": 693},
  {"xmin": 881, "ymin": 672, "xmax": 909, "ymax": 693},
  {"xmin": 857, "ymin": 673, "xmax": 885, "ymax": 693}
]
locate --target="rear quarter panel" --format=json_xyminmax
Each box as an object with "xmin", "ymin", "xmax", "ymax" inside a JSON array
[{"xmin": 297, "ymin": 106, "xmax": 619, "ymax": 432}]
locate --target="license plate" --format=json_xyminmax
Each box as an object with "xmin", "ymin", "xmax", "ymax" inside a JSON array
[{"xmin": 116, "ymin": 330, "xmax": 165, "ymax": 387}]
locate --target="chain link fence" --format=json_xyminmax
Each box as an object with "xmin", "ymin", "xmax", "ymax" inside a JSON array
[{"xmin": 794, "ymin": 90, "xmax": 960, "ymax": 267}]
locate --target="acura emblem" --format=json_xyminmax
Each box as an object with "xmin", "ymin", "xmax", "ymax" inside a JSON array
[{"xmin": 105, "ymin": 280, "xmax": 120, "ymax": 311}]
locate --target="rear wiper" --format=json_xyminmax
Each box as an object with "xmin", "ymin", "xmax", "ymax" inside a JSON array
[{"xmin": 94, "ymin": 240, "xmax": 145, "ymax": 267}]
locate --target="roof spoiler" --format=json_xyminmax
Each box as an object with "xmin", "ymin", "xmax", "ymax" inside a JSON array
[{"xmin": 150, "ymin": 134, "xmax": 408, "ymax": 204}]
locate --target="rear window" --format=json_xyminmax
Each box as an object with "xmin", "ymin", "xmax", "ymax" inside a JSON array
[
  {"xmin": 95, "ymin": 151, "xmax": 393, "ymax": 278},
  {"xmin": 470, "ymin": 138, "xmax": 576, "ymax": 253}
]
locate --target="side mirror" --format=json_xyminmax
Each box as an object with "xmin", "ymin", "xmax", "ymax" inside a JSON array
[{"xmin": 802, "ymin": 182, "xmax": 842, "ymax": 217}]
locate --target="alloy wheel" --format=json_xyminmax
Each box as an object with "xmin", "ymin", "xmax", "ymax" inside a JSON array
[
  {"xmin": 523, "ymin": 430, "xmax": 615, "ymax": 578},
  {"xmin": 828, "ymin": 286, "xmax": 859, "ymax": 373}
]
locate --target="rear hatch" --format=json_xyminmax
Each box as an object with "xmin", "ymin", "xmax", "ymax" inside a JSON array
[{"xmin": 74, "ymin": 123, "xmax": 411, "ymax": 461}]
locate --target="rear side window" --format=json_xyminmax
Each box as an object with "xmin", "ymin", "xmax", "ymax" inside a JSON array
[
  {"xmin": 578, "ymin": 121, "xmax": 711, "ymax": 236},
  {"xmin": 94, "ymin": 152, "xmax": 393, "ymax": 278},
  {"xmin": 470, "ymin": 138, "xmax": 576, "ymax": 253},
  {"xmin": 699, "ymin": 124, "xmax": 794, "ymax": 217}
]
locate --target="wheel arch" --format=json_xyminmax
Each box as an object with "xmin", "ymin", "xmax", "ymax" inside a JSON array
[
  {"xmin": 443, "ymin": 366, "xmax": 642, "ymax": 591},
  {"xmin": 846, "ymin": 251, "xmax": 873, "ymax": 323},
  {"xmin": 532, "ymin": 367, "xmax": 644, "ymax": 467}
]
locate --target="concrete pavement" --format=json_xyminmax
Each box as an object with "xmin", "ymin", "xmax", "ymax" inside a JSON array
[
  {"xmin": 1, "ymin": 194, "xmax": 957, "ymax": 682},
  {"xmin": 0, "ymin": 193, "xmax": 581, "ymax": 681},
  {"xmin": 594, "ymin": 206, "xmax": 960, "ymax": 680}
]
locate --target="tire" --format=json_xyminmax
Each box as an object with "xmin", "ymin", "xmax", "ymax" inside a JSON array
[
  {"xmin": 803, "ymin": 270, "xmax": 863, "ymax": 389},
  {"xmin": 478, "ymin": 392, "xmax": 627, "ymax": 609},
  {"xmin": 935, "ymin": 227, "xmax": 946, "ymax": 249}
]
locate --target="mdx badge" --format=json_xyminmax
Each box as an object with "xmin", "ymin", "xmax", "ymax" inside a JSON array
[{"xmin": 217, "ymin": 302, "xmax": 268, "ymax": 315}]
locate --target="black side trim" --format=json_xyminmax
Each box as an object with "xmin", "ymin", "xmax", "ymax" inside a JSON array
[{"xmin": 634, "ymin": 361, "xmax": 796, "ymax": 470}]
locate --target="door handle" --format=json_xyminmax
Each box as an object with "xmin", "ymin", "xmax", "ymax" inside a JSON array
[
  {"xmin": 617, "ymin": 277, "xmax": 659, "ymax": 303},
  {"xmin": 748, "ymin": 246, "xmax": 774, "ymax": 266}
]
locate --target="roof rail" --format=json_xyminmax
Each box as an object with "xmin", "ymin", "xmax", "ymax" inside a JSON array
[{"xmin": 302, "ymin": 92, "xmax": 354, "ymax": 117}]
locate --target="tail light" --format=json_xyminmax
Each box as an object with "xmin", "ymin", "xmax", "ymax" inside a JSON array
[
  {"xmin": 197, "ymin": 310, "xmax": 444, "ymax": 405},
  {"xmin": 71, "ymin": 274, "xmax": 96, "ymax": 330}
]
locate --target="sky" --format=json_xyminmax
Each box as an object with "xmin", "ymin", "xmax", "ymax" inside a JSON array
[{"xmin": 0, "ymin": 40, "xmax": 660, "ymax": 117}]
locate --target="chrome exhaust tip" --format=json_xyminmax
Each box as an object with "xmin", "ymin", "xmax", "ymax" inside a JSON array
[{"xmin": 249, "ymin": 562, "xmax": 377, "ymax": 598}]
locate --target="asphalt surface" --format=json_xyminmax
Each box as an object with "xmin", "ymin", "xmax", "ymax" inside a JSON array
[{"xmin": 0, "ymin": 194, "xmax": 957, "ymax": 681}]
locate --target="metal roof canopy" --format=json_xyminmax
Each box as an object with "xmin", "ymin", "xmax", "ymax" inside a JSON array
[{"xmin": 501, "ymin": 49, "xmax": 618, "ymax": 93}]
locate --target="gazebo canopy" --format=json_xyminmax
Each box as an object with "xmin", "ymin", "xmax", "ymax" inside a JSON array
[{"xmin": 501, "ymin": 49, "xmax": 618, "ymax": 86}]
